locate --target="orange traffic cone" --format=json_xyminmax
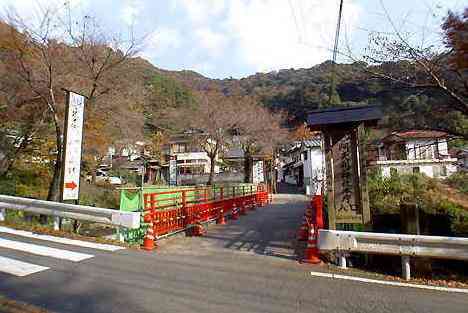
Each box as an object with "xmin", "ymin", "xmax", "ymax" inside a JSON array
[
  {"xmin": 191, "ymin": 223, "xmax": 206, "ymax": 236},
  {"xmin": 231, "ymin": 207, "xmax": 239, "ymax": 220},
  {"xmin": 217, "ymin": 209, "xmax": 226, "ymax": 225},
  {"xmin": 302, "ymin": 224, "xmax": 321, "ymax": 264},
  {"xmin": 297, "ymin": 216, "xmax": 309, "ymax": 241},
  {"xmin": 142, "ymin": 211, "xmax": 155, "ymax": 251}
]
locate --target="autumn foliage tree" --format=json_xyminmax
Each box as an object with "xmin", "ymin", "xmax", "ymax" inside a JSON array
[
  {"xmin": 234, "ymin": 96, "xmax": 289, "ymax": 183},
  {"xmin": 359, "ymin": 5, "xmax": 468, "ymax": 139},
  {"xmin": 166, "ymin": 91, "xmax": 239, "ymax": 185},
  {"xmin": 0, "ymin": 5, "xmax": 142, "ymax": 201}
]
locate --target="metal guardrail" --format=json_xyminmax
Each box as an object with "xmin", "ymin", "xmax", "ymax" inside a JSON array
[
  {"xmin": 318, "ymin": 229, "xmax": 468, "ymax": 280},
  {"xmin": 0, "ymin": 195, "xmax": 140, "ymax": 229}
]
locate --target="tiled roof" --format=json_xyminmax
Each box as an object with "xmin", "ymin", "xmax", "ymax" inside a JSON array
[
  {"xmin": 393, "ymin": 130, "xmax": 448, "ymax": 139},
  {"xmin": 382, "ymin": 130, "xmax": 449, "ymax": 142},
  {"xmin": 307, "ymin": 105, "xmax": 383, "ymax": 127}
]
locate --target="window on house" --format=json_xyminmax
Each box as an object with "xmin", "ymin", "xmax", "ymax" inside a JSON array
[
  {"xmin": 426, "ymin": 145, "xmax": 434, "ymax": 159},
  {"xmin": 172, "ymin": 143, "xmax": 187, "ymax": 153},
  {"xmin": 303, "ymin": 152, "xmax": 308, "ymax": 161},
  {"xmin": 413, "ymin": 167, "xmax": 420, "ymax": 174}
]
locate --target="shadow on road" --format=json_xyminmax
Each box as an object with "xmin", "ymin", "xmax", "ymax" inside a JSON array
[{"xmin": 200, "ymin": 183, "xmax": 309, "ymax": 261}]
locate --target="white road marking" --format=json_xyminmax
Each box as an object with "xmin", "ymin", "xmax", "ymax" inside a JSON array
[
  {"xmin": 310, "ymin": 271, "xmax": 468, "ymax": 294},
  {"xmin": 0, "ymin": 238, "xmax": 93, "ymax": 262},
  {"xmin": 0, "ymin": 226, "xmax": 123, "ymax": 252},
  {"xmin": 0, "ymin": 256, "xmax": 49, "ymax": 277}
]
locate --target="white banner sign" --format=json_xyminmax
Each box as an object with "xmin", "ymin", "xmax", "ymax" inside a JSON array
[
  {"xmin": 62, "ymin": 92, "xmax": 85, "ymax": 200},
  {"xmin": 252, "ymin": 161, "xmax": 264, "ymax": 184},
  {"xmin": 169, "ymin": 156, "xmax": 177, "ymax": 186}
]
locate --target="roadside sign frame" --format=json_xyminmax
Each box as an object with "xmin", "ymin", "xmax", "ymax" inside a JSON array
[{"xmin": 60, "ymin": 90, "xmax": 87, "ymax": 203}]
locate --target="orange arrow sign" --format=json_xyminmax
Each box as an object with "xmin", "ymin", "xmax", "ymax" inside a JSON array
[{"xmin": 65, "ymin": 181, "xmax": 77, "ymax": 190}]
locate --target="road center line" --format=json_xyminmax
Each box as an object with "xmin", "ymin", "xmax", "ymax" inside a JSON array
[
  {"xmin": 0, "ymin": 226, "xmax": 123, "ymax": 252},
  {"xmin": 0, "ymin": 238, "xmax": 94, "ymax": 262},
  {"xmin": 0, "ymin": 256, "xmax": 49, "ymax": 277},
  {"xmin": 310, "ymin": 271, "xmax": 468, "ymax": 294}
]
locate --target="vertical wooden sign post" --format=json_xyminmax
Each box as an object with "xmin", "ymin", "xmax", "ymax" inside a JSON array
[
  {"xmin": 308, "ymin": 106, "xmax": 382, "ymax": 230},
  {"xmin": 58, "ymin": 90, "xmax": 86, "ymax": 230}
]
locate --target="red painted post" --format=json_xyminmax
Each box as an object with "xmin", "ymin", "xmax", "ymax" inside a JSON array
[
  {"xmin": 312, "ymin": 195, "xmax": 324, "ymax": 229},
  {"xmin": 240, "ymin": 186, "xmax": 247, "ymax": 215},
  {"xmin": 217, "ymin": 195, "xmax": 226, "ymax": 226},
  {"xmin": 301, "ymin": 195, "xmax": 324, "ymax": 264},
  {"xmin": 142, "ymin": 194, "xmax": 155, "ymax": 251},
  {"xmin": 182, "ymin": 190, "xmax": 188, "ymax": 226},
  {"xmin": 249, "ymin": 185, "xmax": 255, "ymax": 210}
]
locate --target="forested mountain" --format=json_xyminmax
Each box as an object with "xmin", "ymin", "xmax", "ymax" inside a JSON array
[{"xmin": 159, "ymin": 56, "xmax": 466, "ymax": 141}]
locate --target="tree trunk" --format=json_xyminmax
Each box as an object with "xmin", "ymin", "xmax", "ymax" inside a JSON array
[
  {"xmin": 269, "ymin": 161, "xmax": 277, "ymax": 194},
  {"xmin": 47, "ymin": 113, "xmax": 63, "ymax": 203},
  {"xmin": 207, "ymin": 153, "xmax": 216, "ymax": 186},
  {"xmin": 244, "ymin": 151, "xmax": 253, "ymax": 183}
]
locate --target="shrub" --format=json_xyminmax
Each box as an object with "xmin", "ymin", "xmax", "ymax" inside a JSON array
[
  {"xmin": 445, "ymin": 172, "xmax": 468, "ymax": 194},
  {"xmin": 368, "ymin": 170, "xmax": 468, "ymax": 235}
]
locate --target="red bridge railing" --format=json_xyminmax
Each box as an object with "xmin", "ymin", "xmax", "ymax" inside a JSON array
[{"xmin": 142, "ymin": 184, "xmax": 270, "ymax": 250}]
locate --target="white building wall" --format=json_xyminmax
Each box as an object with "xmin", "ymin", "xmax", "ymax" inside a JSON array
[
  {"xmin": 310, "ymin": 148, "xmax": 324, "ymax": 195},
  {"xmin": 175, "ymin": 152, "xmax": 220, "ymax": 174},
  {"xmin": 378, "ymin": 160, "xmax": 457, "ymax": 178}
]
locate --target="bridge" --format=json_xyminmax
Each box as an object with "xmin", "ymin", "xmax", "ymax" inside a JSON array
[{"xmin": 0, "ymin": 186, "xmax": 467, "ymax": 313}]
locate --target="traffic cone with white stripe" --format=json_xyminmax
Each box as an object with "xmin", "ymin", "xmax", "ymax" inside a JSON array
[
  {"xmin": 301, "ymin": 223, "xmax": 321, "ymax": 264},
  {"xmin": 142, "ymin": 210, "xmax": 155, "ymax": 251},
  {"xmin": 297, "ymin": 216, "xmax": 308, "ymax": 241},
  {"xmin": 231, "ymin": 206, "xmax": 239, "ymax": 220},
  {"xmin": 191, "ymin": 223, "xmax": 206, "ymax": 236},
  {"xmin": 217, "ymin": 209, "xmax": 226, "ymax": 225},
  {"xmin": 297, "ymin": 206, "xmax": 312, "ymax": 241}
]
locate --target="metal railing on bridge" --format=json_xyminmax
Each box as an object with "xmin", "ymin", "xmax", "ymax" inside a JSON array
[{"xmin": 137, "ymin": 184, "xmax": 270, "ymax": 250}]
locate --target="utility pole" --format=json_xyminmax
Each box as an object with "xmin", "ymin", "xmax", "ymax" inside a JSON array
[{"xmin": 328, "ymin": 0, "xmax": 344, "ymax": 107}]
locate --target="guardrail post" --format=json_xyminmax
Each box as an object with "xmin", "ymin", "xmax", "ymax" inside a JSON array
[
  {"xmin": 338, "ymin": 253, "xmax": 347, "ymax": 269},
  {"xmin": 0, "ymin": 208, "xmax": 5, "ymax": 222},
  {"xmin": 53, "ymin": 217, "xmax": 60, "ymax": 231},
  {"xmin": 402, "ymin": 256, "xmax": 411, "ymax": 280}
]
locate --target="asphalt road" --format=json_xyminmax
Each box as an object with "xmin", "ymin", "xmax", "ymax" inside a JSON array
[{"xmin": 1, "ymin": 188, "xmax": 467, "ymax": 313}]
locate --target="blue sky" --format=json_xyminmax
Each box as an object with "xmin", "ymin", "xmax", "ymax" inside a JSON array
[{"xmin": 3, "ymin": 0, "xmax": 465, "ymax": 79}]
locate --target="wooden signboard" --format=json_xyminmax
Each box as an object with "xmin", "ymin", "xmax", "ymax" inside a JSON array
[
  {"xmin": 307, "ymin": 105, "xmax": 382, "ymax": 230},
  {"xmin": 324, "ymin": 124, "xmax": 370, "ymax": 229}
]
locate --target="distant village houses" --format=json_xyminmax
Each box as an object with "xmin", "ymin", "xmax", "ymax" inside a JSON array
[
  {"xmin": 373, "ymin": 130, "xmax": 458, "ymax": 178},
  {"xmin": 281, "ymin": 137, "xmax": 323, "ymax": 195}
]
